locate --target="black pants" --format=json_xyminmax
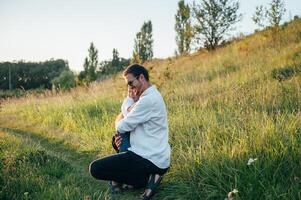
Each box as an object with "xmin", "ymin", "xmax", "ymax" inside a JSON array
[{"xmin": 89, "ymin": 151, "xmax": 168, "ymax": 188}]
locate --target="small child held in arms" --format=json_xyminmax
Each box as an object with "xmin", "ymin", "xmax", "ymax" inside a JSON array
[{"xmin": 113, "ymin": 87, "xmax": 138, "ymax": 152}]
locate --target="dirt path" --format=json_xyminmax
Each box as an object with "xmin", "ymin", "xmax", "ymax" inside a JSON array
[{"xmin": 0, "ymin": 126, "xmax": 94, "ymax": 176}]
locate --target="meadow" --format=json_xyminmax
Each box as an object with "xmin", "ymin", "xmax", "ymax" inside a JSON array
[{"xmin": 1, "ymin": 19, "xmax": 301, "ymax": 199}]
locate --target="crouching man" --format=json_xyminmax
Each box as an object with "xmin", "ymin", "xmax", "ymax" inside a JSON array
[{"xmin": 89, "ymin": 64, "xmax": 171, "ymax": 200}]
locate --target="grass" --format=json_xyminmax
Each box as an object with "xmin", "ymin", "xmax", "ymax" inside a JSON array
[
  {"xmin": 1, "ymin": 19, "xmax": 301, "ymax": 199},
  {"xmin": 0, "ymin": 130, "xmax": 106, "ymax": 199}
]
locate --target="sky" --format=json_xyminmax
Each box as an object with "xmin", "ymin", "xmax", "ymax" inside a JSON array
[{"xmin": 0, "ymin": 0, "xmax": 300, "ymax": 72}]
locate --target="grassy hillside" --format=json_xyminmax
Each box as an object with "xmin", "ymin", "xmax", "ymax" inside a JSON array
[{"xmin": 1, "ymin": 19, "xmax": 301, "ymax": 199}]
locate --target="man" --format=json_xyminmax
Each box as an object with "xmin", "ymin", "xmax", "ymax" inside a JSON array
[{"xmin": 89, "ymin": 64, "xmax": 171, "ymax": 200}]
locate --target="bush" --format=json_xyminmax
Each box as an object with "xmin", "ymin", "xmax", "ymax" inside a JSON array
[
  {"xmin": 51, "ymin": 70, "xmax": 76, "ymax": 90},
  {"xmin": 271, "ymin": 64, "xmax": 301, "ymax": 81},
  {"xmin": 0, "ymin": 89, "xmax": 25, "ymax": 99}
]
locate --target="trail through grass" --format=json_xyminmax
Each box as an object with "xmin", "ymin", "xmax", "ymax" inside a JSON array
[{"xmin": 0, "ymin": 126, "xmax": 108, "ymax": 199}]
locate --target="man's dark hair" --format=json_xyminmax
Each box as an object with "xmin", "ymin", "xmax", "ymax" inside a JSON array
[{"xmin": 123, "ymin": 64, "xmax": 149, "ymax": 81}]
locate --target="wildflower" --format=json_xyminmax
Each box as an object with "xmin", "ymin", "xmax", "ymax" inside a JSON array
[
  {"xmin": 24, "ymin": 192, "xmax": 29, "ymax": 200},
  {"xmin": 247, "ymin": 158, "xmax": 258, "ymax": 165},
  {"xmin": 232, "ymin": 189, "xmax": 238, "ymax": 193},
  {"xmin": 225, "ymin": 189, "xmax": 239, "ymax": 200}
]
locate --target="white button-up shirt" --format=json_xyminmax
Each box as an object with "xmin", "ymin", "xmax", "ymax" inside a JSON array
[{"xmin": 116, "ymin": 85, "xmax": 171, "ymax": 169}]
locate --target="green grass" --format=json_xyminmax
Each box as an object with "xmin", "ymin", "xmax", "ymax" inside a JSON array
[
  {"xmin": 0, "ymin": 130, "xmax": 107, "ymax": 199},
  {"xmin": 1, "ymin": 19, "xmax": 301, "ymax": 199}
]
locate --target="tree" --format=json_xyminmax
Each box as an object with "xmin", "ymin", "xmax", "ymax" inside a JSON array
[
  {"xmin": 192, "ymin": 0, "xmax": 241, "ymax": 50},
  {"xmin": 79, "ymin": 42, "xmax": 98, "ymax": 83},
  {"xmin": 175, "ymin": 0, "xmax": 193, "ymax": 55},
  {"xmin": 267, "ymin": 0, "xmax": 286, "ymax": 27},
  {"xmin": 100, "ymin": 48, "xmax": 122, "ymax": 74},
  {"xmin": 252, "ymin": 0, "xmax": 286, "ymax": 29},
  {"xmin": 131, "ymin": 43, "xmax": 142, "ymax": 64},
  {"xmin": 51, "ymin": 70, "xmax": 76, "ymax": 90},
  {"xmin": 112, "ymin": 48, "xmax": 121, "ymax": 71},
  {"xmin": 252, "ymin": 5, "xmax": 267, "ymax": 29},
  {"xmin": 132, "ymin": 21, "xmax": 153, "ymax": 63},
  {"xmin": 98, "ymin": 49, "xmax": 130, "ymax": 78}
]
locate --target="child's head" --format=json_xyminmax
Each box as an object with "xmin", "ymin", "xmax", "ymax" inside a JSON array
[{"xmin": 128, "ymin": 87, "xmax": 139, "ymax": 102}]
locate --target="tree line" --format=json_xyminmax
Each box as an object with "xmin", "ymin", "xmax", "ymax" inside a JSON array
[
  {"xmin": 0, "ymin": 59, "xmax": 69, "ymax": 90},
  {"xmin": 0, "ymin": 0, "xmax": 290, "ymax": 92}
]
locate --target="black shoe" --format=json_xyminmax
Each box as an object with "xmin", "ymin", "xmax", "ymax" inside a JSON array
[{"xmin": 140, "ymin": 174, "xmax": 163, "ymax": 200}]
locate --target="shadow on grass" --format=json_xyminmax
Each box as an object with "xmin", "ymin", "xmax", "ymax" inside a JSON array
[
  {"xmin": 271, "ymin": 64, "xmax": 301, "ymax": 82},
  {"xmin": 0, "ymin": 127, "xmax": 96, "ymax": 170},
  {"xmin": 0, "ymin": 127, "xmax": 111, "ymax": 200}
]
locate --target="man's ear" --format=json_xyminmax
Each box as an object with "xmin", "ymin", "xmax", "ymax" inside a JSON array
[{"xmin": 139, "ymin": 74, "xmax": 145, "ymax": 81}]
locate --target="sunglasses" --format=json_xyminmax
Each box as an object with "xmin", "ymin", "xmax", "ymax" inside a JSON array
[{"xmin": 127, "ymin": 76, "xmax": 139, "ymax": 87}]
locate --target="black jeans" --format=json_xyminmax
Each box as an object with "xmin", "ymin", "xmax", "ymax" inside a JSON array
[{"xmin": 89, "ymin": 151, "xmax": 168, "ymax": 188}]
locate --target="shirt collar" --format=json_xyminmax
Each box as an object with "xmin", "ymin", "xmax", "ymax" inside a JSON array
[{"xmin": 141, "ymin": 85, "xmax": 156, "ymax": 97}]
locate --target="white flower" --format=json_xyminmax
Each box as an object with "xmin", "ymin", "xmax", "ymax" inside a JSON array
[
  {"xmin": 226, "ymin": 189, "xmax": 239, "ymax": 200},
  {"xmin": 232, "ymin": 189, "xmax": 238, "ymax": 193},
  {"xmin": 247, "ymin": 158, "xmax": 258, "ymax": 165}
]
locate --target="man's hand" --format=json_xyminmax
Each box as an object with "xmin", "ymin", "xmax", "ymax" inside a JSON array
[{"xmin": 114, "ymin": 133, "xmax": 122, "ymax": 150}]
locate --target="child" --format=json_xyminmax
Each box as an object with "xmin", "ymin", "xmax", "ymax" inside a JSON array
[{"xmin": 114, "ymin": 87, "xmax": 138, "ymax": 152}]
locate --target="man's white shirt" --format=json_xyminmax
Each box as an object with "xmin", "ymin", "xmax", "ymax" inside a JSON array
[{"xmin": 116, "ymin": 85, "xmax": 171, "ymax": 169}]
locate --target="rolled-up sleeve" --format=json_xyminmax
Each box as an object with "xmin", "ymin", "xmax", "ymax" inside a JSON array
[{"xmin": 116, "ymin": 97, "xmax": 152, "ymax": 133}]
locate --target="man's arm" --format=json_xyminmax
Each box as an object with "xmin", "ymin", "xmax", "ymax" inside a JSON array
[
  {"xmin": 116, "ymin": 97, "xmax": 152, "ymax": 133},
  {"xmin": 126, "ymin": 103, "xmax": 136, "ymax": 113}
]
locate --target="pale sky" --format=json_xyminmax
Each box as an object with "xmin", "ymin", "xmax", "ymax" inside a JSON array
[{"xmin": 0, "ymin": 0, "xmax": 300, "ymax": 72}]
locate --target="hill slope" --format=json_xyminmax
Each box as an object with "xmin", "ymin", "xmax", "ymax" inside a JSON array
[{"xmin": 1, "ymin": 19, "xmax": 301, "ymax": 199}]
